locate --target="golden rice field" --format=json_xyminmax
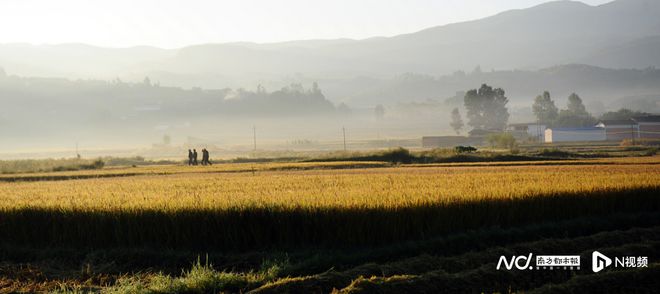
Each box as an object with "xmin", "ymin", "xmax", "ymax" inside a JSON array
[
  {"xmin": 0, "ymin": 157, "xmax": 659, "ymax": 211},
  {"xmin": 1, "ymin": 156, "xmax": 660, "ymax": 293},
  {"xmin": 0, "ymin": 156, "xmax": 658, "ymax": 252}
]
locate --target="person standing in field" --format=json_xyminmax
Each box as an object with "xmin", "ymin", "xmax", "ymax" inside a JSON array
[
  {"xmin": 188, "ymin": 149, "xmax": 193, "ymax": 166},
  {"xmin": 202, "ymin": 148, "xmax": 212, "ymax": 166},
  {"xmin": 193, "ymin": 149, "xmax": 198, "ymax": 165}
]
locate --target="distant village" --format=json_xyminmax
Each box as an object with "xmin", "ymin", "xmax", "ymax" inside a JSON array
[
  {"xmin": 423, "ymin": 85, "xmax": 660, "ymax": 148},
  {"xmin": 424, "ymin": 115, "xmax": 660, "ymax": 148}
]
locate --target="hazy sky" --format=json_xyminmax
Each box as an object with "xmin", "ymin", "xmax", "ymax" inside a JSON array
[{"xmin": 0, "ymin": 0, "xmax": 614, "ymax": 48}]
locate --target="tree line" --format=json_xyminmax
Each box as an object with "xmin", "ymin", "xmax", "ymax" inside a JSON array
[
  {"xmin": 531, "ymin": 91, "xmax": 651, "ymax": 127},
  {"xmin": 449, "ymin": 84, "xmax": 652, "ymax": 135}
]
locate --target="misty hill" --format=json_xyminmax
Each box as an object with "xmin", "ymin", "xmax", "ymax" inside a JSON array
[
  {"xmin": 580, "ymin": 35, "xmax": 660, "ymax": 69},
  {"xmin": 1, "ymin": 0, "xmax": 658, "ymax": 86},
  {"xmin": 291, "ymin": 63, "xmax": 660, "ymax": 114},
  {"xmin": 0, "ymin": 71, "xmax": 341, "ymax": 149},
  {"xmin": 159, "ymin": 0, "xmax": 660, "ymax": 77},
  {"xmin": 1, "ymin": 63, "xmax": 658, "ymax": 144},
  {"xmin": 0, "ymin": 43, "xmax": 175, "ymax": 79}
]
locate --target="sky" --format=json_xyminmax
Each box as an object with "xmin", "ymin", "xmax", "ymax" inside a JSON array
[{"xmin": 0, "ymin": 0, "xmax": 614, "ymax": 49}]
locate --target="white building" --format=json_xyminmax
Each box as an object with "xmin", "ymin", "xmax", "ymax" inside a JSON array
[
  {"xmin": 544, "ymin": 127, "xmax": 606, "ymax": 143},
  {"xmin": 507, "ymin": 123, "xmax": 546, "ymax": 142}
]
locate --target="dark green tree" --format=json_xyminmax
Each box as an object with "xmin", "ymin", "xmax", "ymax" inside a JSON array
[
  {"xmin": 600, "ymin": 108, "xmax": 649, "ymax": 121},
  {"xmin": 463, "ymin": 84, "xmax": 509, "ymax": 130},
  {"xmin": 532, "ymin": 91, "xmax": 559, "ymax": 126},
  {"xmin": 566, "ymin": 93, "xmax": 587, "ymax": 114},
  {"xmin": 556, "ymin": 93, "xmax": 597, "ymax": 127},
  {"xmin": 450, "ymin": 107, "xmax": 464, "ymax": 135}
]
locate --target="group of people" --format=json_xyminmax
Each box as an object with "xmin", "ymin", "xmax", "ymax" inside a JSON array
[{"xmin": 188, "ymin": 148, "xmax": 212, "ymax": 166}]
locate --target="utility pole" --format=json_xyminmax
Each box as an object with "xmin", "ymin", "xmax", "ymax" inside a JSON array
[
  {"xmin": 342, "ymin": 126, "xmax": 347, "ymax": 151},
  {"xmin": 539, "ymin": 111, "xmax": 543, "ymax": 144},
  {"xmin": 537, "ymin": 119, "xmax": 541, "ymax": 144},
  {"xmin": 253, "ymin": 125, "xmax": 257, "ymax": 151},
  {"xmin": 631, "ymin": 123, "xmax": 635, "ymax": 146}
]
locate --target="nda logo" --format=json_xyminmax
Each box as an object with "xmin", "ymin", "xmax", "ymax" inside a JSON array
[
  {"xmin": 592, "ymin": 251, "xmax": 612, "ymax": 273},
  {"xmin": 496, "ymin": 253, "xmax": 533, "ymax": 270}
]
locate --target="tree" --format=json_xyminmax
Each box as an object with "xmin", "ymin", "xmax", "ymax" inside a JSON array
[
  {"xmin": 463, "ymin": 84, "xmax": 509, "ymax": 130},
  {"xmin": 600, "ymin": 108, "xmax": 649, "ymax": 121},
  {"xmin": 163, "ymin": 135, "xmax": 171, "ymax": 145},
  {"xmin": 311, "ymin": 82, "xmax": 321, "ymax": 94},
  {"xmin": 566, "ymin": 93, "xmax": 587, "ymax": 114},
  {"xmin": 374, "ymin": 104, "xmax": 385, "ymax": 120},
  {"xmin": 556, "ymin": 93, "xmax": 596, "ymax": 127},
  {"xmin": 450, "ymin": 108, "xmax": 464, "ymax": 135},
  {"xmin": 532, "ymin": 91, "xmax": 558, "ymax": 126}
]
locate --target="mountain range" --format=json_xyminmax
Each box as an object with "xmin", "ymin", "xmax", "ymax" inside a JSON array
[{"xmin": 0, "ymin": 0, "xmax": 659, "ymax": 108}]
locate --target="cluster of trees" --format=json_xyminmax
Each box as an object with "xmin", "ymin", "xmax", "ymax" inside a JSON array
[
  {"xmin": 531, "ymin": 91, "xmax": 653, "ymax": 127},
  {"xmin": 532, "ymin": 92, "xmax": 596, "ymax": 127},
  {"xmin": 600, "ymin": 108, "xmax": 650, "ymax": 121},
  {"xmin": 450, "ymin": 84, "xmax": 510, "ymax": 134},
  {"xmin": 0, "ymin": 73, "xmax": 344, "ymax": 128},
  {"xmin": 224, "ymin": 82, "xmax": 337, "ymax": 116},
  {"xmin": 448, "ymin": 84, "xmax": 653, "ymax": 136}
]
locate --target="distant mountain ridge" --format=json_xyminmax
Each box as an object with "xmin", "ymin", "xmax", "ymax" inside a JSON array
[{"xmin": 0, "ymin": 0, "xmax": 659, "ymax": 95}]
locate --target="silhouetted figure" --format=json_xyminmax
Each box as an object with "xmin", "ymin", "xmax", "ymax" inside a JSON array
[
  {"xmin": 193, "ymin": 149, "xmax": 198, "ymax": 165},
  {"xmin": 202, "ymin": 148, "xmax": 212, "ymax": 166},
  {"xmin": 188, "ymin": 149, "xmax": 193, "ymax": 166}
]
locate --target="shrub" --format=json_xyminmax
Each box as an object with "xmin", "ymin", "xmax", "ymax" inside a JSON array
[
  {"xmin": 311, "ymin": 148, "xmax": 415, "ymax": 164},
  {"xmin": 486, "ymin": 133, "xmax": 516, "ymax": 149},
  {"xmin": 644, "ymin": 148, "xmax": 658, "ymax": 156},
  {"xmin": 621, "ymin": 138, "xmax": 660, "ymax": 146},
  {"xmin": 380, "ymin": 147, "xmax": 413, "ymax": 163},
  {"xmin": 454, "ymin": 146, "xmax": 477, "ymax": 153},
  {"xmin": 537, "ymin": 148, "xmax": 574, "ymax": 158}
]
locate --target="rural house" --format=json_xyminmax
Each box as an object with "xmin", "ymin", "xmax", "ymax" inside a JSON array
[
  {"xmin": 544, "ymin": 127, "xmax": 606, "ymax": 143},
  {"xmin": 507, "ymin": 123, "xmax": 546, "ymax": 142},
  {"xmin": 595, "ymin": 119, "xmax": 638, "ymax": 141},
  {"xmin": 633, "ymin": 116, "xmax": 660, "ymax": 139}
]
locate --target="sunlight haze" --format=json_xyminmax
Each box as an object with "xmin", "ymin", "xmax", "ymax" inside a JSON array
[{"xmin": 0, "ymin": 0, "xmax": 614, "ymax": 48}]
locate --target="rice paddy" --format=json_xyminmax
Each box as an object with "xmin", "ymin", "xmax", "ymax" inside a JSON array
[
  {"xmin": 0, "ymin": 156, "xmax": 659, "ymax": 292},
  {"xmin": 1, "ymin": 157, "xmax": 658, "ymax": 211}
]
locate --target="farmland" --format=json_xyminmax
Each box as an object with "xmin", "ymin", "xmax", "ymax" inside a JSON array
[{"xmin": 0, "ymin": 156, "xmax": 659, "ymax": 292}]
